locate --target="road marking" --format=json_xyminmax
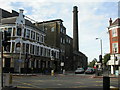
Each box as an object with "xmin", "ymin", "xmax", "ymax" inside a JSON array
[
  {"xmin": 13, "ymin": 80, "xmax": 40, "ymax": 88},
  {"xmin": 57, "ymin": 84, "xmax": 62, "ymax": 85},
  {"xmin": 72, "ymin": 86, "xmax": 88, "ymax": 88},
  {"xmin": 95, "ymin": 85, "xmax": 102, "ymax": 86},
  {"xmin": 17, "ymin": 86, "xmax": 31, "ymax": 88},
  {"xmin": 95, "ymin": 81, "xmax": 102, "ymax": 83},
  {"xmin": 75, "ymin": 82, "xmax": 83, "ymax": 84}
]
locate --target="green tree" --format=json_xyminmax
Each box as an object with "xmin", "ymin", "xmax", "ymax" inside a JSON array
[
  {"xmin": 88, "ymin": 58, "xmax": 97, "ymax": 67},
  {"xmin": 103, "ymin": 53, "xmax": 110, "ymax": 65}
]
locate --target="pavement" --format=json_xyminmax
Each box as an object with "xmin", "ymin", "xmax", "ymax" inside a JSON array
[
  {"xmin": 1, "ymin": 87, "xmax": 119, "ymax": 90},
  {"xmin": 1, "ymin": 73, "xmax": 119, "ymax": 90}
]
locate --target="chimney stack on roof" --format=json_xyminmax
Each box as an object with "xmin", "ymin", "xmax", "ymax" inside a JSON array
[
  {"xmin": 19, "ymin": 9, "xmax": 24, "ymax": 14},
  {"xmin": 109, "ymin": 18, "xmax": 112, "ymax": 26}
]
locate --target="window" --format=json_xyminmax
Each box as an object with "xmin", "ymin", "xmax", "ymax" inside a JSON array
[
  {"xmin": 61, "ymin": 38, "xmax": 63, "ymax": 43},
  {"xmin": 112, "ymin": 29, "xmax": 117, "ymax": 37},
  {"xmin": 40, "ymin": 47, "xmax": 43, "ymax": 56},
  {"xmin": 26, "ymin": 29, "xmax": 30, "ymax": 38},
  {"xmin": 66, "ymin": 38, "xmax": 68, "ymax": 43},
  {"xmin": 13, "ymin": 27, "xmax": 16, "ymax": 36},
  {"xmin": 51, "ymin": 27, "xmax": 54, "ymax": 32},
  {"xmin": 60, "ymin": 28, "xmax": 63, "ymax": 33},
  {"xmin": 112, "ymin": 43, "xmax": 118, "ymax": 53},
  {"xmin": 63, "ymin": 39, "xmax": 65, "ymax": 44},
  {"xmin": 23, "ymin": 43, "xmax": 25, "ymax": 54},
  {"xmin": 17, "ymin": 27, "xmax": 22, "ymax": 36},
  {"xmin": 24, "ymin": 29, "xmax": 26, "ymax": 37},
  {"xmin": 44, "ymin": 48, "xmax": 46, "ymax": 56},
  {"xmin": 33, "ymin": 32, "xmax": 35, "ymax": 40},
  {"xmin": 8, "ymin": 28, "xmax": 12, "ymax": 36},
  {"xmin": 32, "ymin": 45, "xmax": 35, "ymax": 54},
  {"xmin": 30, "ymin": 44, "xmax": 33, "ymax": 54},
  {"xmin": 15, "ymin": 42, "xmax": 21, "ymax": 53},
  {"xmin": 61, "ymin": 37, "xmax": 65, "ymax": 44},
  {"xmin": 26, "ymin": 44, "xmax": 29, "ymax": 53},
  {"xmin": 68, "ymin": 39, "xmax": 71, "ymax": 44},
  {"xmin": 36, "ymin": 46, "xmax": 39, "ymax": 55},
  {"xmin": 48, "ymin": 49, "xmax": 50, "ymax": 57},
  {"xmin": 36, "ymin": 33, "xmax": 40, "ymax": 41},
  {"xmin": 4, "ymin": 42, "xmax": 11, "ymax": 52},
  {"xmin": 41, "ymin": 35, "xmax": 44, "ymax": 43},
  {"xmin": 31, "ymin": 31, "xmax": 33, "ymax": 39}
]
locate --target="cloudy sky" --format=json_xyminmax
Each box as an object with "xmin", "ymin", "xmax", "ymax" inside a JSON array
[{"xmin": 0, "ymin": 0, "xmax": 119, "ymax": 62}]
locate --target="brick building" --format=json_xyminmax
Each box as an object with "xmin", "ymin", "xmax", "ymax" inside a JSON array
[{"xmin": 107, "ymin": 18, "xmax": 120, "ymax": 74}]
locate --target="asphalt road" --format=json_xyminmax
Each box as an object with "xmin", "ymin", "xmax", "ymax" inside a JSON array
[{"xmin": 10, "ymin": 74, "xmax": 119, "ymax": 89}]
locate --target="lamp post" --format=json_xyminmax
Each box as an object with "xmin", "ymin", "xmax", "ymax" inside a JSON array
[
  {"xmin": 96, "ymin": 38, "xmax": 103, "ymax": 70},
  {"xmin": 114, "ymin": 48, "xmax": 117, "ymax": 74},
  {"xmin": 96, "ymin": 38, "xmax": 102, "ymax": 56}
]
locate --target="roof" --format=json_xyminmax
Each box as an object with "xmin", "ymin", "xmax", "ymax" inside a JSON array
[
  {"xmin": 73, "ymin": 50, "xmax": 87, "ymax": 58},
  {"xmin": 1, "ymin": 17, "xmax": 45, "ymax": 33},
  {"xmin": 1, "ymin": 17, "xmax": 17, "ymax": 24},
  {"xmin": 111, "ymin": 18, "xmax": 120, "ymax": 26},
  {"xmin": 37, "ymin": 19, "xmax": 63, "ymax": 24}
]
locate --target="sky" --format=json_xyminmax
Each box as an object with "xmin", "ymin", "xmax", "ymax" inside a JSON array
[{"xmin": 0, "ymin": 0, "xmax": 119, "ymax": 62}]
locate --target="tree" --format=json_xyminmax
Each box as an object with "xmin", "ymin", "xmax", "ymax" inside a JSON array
[
  {"xmin": 88, "ymin": 58, "xmax": 97, "ymax": 67},
  {"xmin": 103, "ymin": 53, "xmax": 110, "ymax": 65}
]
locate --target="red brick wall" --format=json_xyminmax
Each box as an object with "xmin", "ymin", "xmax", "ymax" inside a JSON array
[{"xmin": 109, "ymin": 28, "xmax": 120, "ymax": 54}]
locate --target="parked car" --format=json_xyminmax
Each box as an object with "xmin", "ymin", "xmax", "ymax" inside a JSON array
[
  {"xmin": 75, "ymin": 68, "xmax": 85, "ymax": 74},
  {"xmin": 85, "ymin": 68, "xmax": 95, "ymax": 74}
]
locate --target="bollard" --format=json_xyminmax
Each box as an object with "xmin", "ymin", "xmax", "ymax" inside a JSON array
[
  {"xmin": 63, "ymin": 69, "xmax": 65, "ymax": 75},
  {"xmin": 9, "ymin": 73, "xmax": 12, "ymax": 86},
  {"xmin": 103, "ymin": 76, "xmax": 110, "ymax": 90}
]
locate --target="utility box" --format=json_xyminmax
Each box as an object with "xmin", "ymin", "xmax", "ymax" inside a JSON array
[{"xmin": 3, "ymin": 73, "xmax": 12, "ymax": 87}]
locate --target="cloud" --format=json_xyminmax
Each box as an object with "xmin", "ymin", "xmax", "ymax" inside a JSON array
[{"xmin": 0, "ymin": 1, "xmax": 118, "ymax": 62}]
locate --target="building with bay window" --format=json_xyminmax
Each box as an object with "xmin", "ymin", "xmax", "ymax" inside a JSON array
[{"xmin": 107, "ymin": 18, "xmax": 120, "ymax": 74}]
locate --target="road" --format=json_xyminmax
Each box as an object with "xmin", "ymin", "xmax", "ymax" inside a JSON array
[{"xmin": 10, "ymin": 73, "xmax": 119, "ymax": 89}]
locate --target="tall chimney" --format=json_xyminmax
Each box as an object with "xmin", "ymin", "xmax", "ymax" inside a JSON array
[{"xmin": 73, "ymin": 6, "xmax": 79, "ymax": 51}]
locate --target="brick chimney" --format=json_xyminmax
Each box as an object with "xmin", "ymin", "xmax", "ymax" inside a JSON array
[
  {"xmin": 109, "ymin": 18, "xmax": 112, "ymax": 26},
  {"xmin": 73, "ymin": 6, "xmax": 79, "ymax": 52}
]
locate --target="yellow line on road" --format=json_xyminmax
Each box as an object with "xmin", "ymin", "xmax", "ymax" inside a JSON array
[
  {"xmin": 95, "ymin": 85, "xmax": 102, "ymax": 86},
  {"xmin": 72, "ymin": 86, "xmax": 88, "ymax": 88},
  {"xmin": 95, "ymin": 81, "xmax": 102, "ymax": 83},
  {"xmin": 14, "ymin": 80, "xmax": 40, "ymax": 88},
  {"xmin": 17, "ymin": 86, "xmax": 31, "ymax": 88}
]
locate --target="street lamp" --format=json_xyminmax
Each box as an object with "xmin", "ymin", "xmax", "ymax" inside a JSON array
[
  {"xmin": 96, "ymin": 38, "xmax": 103, "ymax": 56},
  {"xmin": 114, "ymin": 48, "xmax": 117, "ymax": 74},
  {"xmin": 96, "ymin": 38, "xmax": 103, "ymax": 70}
]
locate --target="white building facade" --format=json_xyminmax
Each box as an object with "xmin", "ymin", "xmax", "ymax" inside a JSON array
[{"xmin": 0, "ymin": 9, "xmax": 59, "ymax": 73}]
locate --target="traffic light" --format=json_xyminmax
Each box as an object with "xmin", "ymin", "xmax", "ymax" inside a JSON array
[
  {"xmin": 99, "ymin": 55, "xmax": 102, "ymax": 63},
  {"xmin": 2, "ymin": 31, "xmax": 11, "ymax": 51}
]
